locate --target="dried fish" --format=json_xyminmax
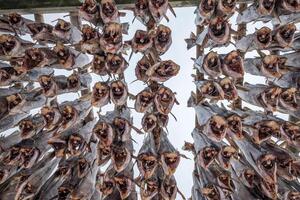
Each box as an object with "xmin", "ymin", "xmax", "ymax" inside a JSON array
[
  {"xmin": 135, "ymin": 56, "xmax": 152, "ymax": 82},
  {"xmin": 148, "ymin": 0, "xmax": 176, "ymax": 23},
  {"xmin": 100, "ymin": 22, "xmax": 124, "ymax": 54},
  {"xmin": 109, "ymin": 80, "xmax": 128, "ymax": 106},
  {"xmin": 154, "ymin": 86, "xmax": 177, "ymax": 115},
  {"xmin": 146, "ymin": 60, "xmax": 180, "ymax": 82},
  {"xmin": 0, "ymin": 13, "xmax": 33, "ymax": 35},
  {"xmin": 135, "ymin": 88, "xmax": 154, "ymax": 113},
  {"xmin": 100, "ymin": 0, "xmax": 125, "ymax": 23},
  {"xmin": 92, "ymin": 81, "xmax": 110, "ymax": 107},
  {"xmin": 52, "ymin": 19, "xmax": 82, "ymax": 44},
  {"xmin": 77, "ymin": 24, "xmax": 102, "ymax": 54},
  {"xmin": 79, "ymin": 0, "xmax": 101, "ymax": 25}
]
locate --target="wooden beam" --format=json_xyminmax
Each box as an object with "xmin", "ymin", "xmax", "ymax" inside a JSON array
[{"xmin": 0, "ymin": 0, "xmax": 198, "ymax": 14}]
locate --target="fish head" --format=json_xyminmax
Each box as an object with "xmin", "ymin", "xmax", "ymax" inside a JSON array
[
  {"xmin": 222, "ymin": 50, "xmax": 244, "ymax": 79},
  {"xmin": 199, "ymin": 0, "xmax": 216, "ymax": 17},
  {"xmin": 199, "ymin": 81, "xmax": 224, "ymax": 100},
  {"xmin": 23, "ymin": 48, "xmax": 46, "ymax": 70},
  {"xmin": 240, "ymin": 168, "xmax": 256, "ymax": 188},
  {"xmin": 48, "ymin": 136, "xmax": 67, "ymax": 158},
  {"xmin": 68, "ymin": 134, "xmax": 85, "ymax": 156},
  {"xmin": 27, "ymin": 22, "xmax": 53, "ymax": 38},
  {"xmin": 0, "ymin": 34, "xmax": 20, "ymax": 56},
  {"xmin": 38, "ymin": 75, "xmax": 56, "ymax": 97},
  {"xmin": 41, "ymin": 106, "xmax": 61, "ymax": 130},
  {"xmin": 58, "ymin": 183, "xmax": 73, "ymax": 200},
  {"xmin": 106, "ymin": 53, "xmax": 126, "ymax": 74},
  {"xmin": 219, "ymin": 77, "xmax": 238, "ymax": 101},
  {"xmin": 154, "ymin": 86, "xmax": 175, "ymax": 115},
  {"xmin": 203, "ymin": 51, "xmax": 222, "ymax": 77},
  {"xmin": 3, "ymin": 146, "xmax": 21, "ymax": 166},
  {"xmin": 61, "ymin": 105, "xmax": 78, "ymax": 129},
  {"xmin": 284, "ymin": 191, "xmax": 300, "ymax": 200},
  {"xmin": 0, "ymin": 68, "xmax": 11, "ymax": 84},
  {"xmin": 252, "ymin": 120, "xmax": 280, "ymax": 144},
  {"xmin": 131, "ymin": 30, "xmax": 153, "ymax": 52},
  {"xmin": 6, "ymin": 93, "xmax": 23, "ymax": 111},
  {"xmin": 260, "ymin": 181, "xmax": 278, "ymax": 199},
  {"xmin": 112, "ymin": 117, "xmax": 131, "ymax": 141},
  {"xmin": 57, "ymin": 161, "xmax": 73, "ymax": 177},
  {"xmin": 142, "ymin": 113, "xmax": 158, "ymax": 132},
  {"xmin": 141, "ymin": 177, "xmax": 159, "ymax": 200},
  {"xmin": 281, "ymin": 0, "xmax": 300, "ymax": 12},
  {"xmin": 218, "ymin": 146, "xmax": 236, "ymax": 169},
  {"xmin": 255, "ymin": 27, "xmax": 272, "ymax": 48},
  {"xmin": 110, "ymin": 80, "xmax": 128, "ymax": 106},
  {"xmin": 261, "ymin": 55, "xmax": 282, "ymax": 78},
  {"xmin": 217, "ymin": 172, "xmax": 235, "ymax": 191},
  {"xmin": 197, "ymin": 146, "xmax": 218, "ymax": 169},
  {"xmin": 205, "ymin": 115, "xmax": 227, "ymax": 142},
  {"xmin": 111, "ymin": 144, "xmax": 131, "ymax": 172},
  {"xmin": 161, "ymin": 151, "xmax": 180, "ymax": 175},
  {"xmin": 92, "ymin": 55, "xmax": 107, "ymax": 75},
  {"xmin": 93, "ymin": 121, "xmax": 113, "ymax": 146},
  {"xmin": 97, "ymin": 143, "xmax": 111, "ymax": 165},
  {"xmin": 280, "ymin": 122, "xmax": 300, "ymax": 147},
  {"xmin": 77, "ymin": 157, "xmax": 90, "ymax": 178},
  {"xmin": 7, "ymin": 12, "xmax": 22, "ymax": 25},
  {"xmin": 20, "ymin": 146, "xmax": 39, "ymax": 168},
  {"xmin": 275, "ymin": 23, "xmax": 296, "ymax": 47},
  {"xmin": 67, "ymin": 73, "xmax": 80, "ymax": 89},
  {"xmin": 100, "ymin": 173, "xmax": 115, "ymax": 197},
  {"xmin": 102, "ymin": 22, "xmax": 122, "ymax": 44},
  {"xmin": 226, "ymin": 114, "xmax": 243, "ymax": 139},
  {"xmin": 137, "ymin": 153, "xmax": 158, "ymax": 179},
  {"xmin": 53, "ymin": 43, "xmax": 75, "ymax": 69},
  {"xmin": 160, "ymin": 176, "xmax": 177, "ymax": 200},
  {"xmin": 257, "ymin": 154, "xmax": 277, "ymax": 183},
  {"xmin": 218, "ymin": 0, "xmax": 236, "ymax": 14},
  {"xmin": 100, "ymin": 0, "xmax": 118, "ymax": 23},
  {"xmin": 154, "ymin": 25, "xmax": 172, "ymax": 54},
  {"xmin": 135, "ymin": 89, "xmax": 154, "ymax": 113},
  {"xmin": 208, "ymin": 17, "xmax": 230, "ymax": 44},
  {"xmin": 92, "ymin": 82, "xmax": 110, "ymax": 107},
  {"xmin": 258, "ymin": 0, "xmax": 275, "ymax": 15},
  {"xmin": 149, "ymin": 60, "xmax": 180, "ymax": 82},
  {"xmin": 258, "ymin": 86, "xmax": 282, "ymax": 112},
  {"xmin": 53, "ymin": 19, "xmax": 71, "ymax": 35},
  {"xmin": 135, "ymin": 56, "xmax": 151, "ymax": 81},
  {"xmin": 82, "ymin": 24, "xmax": 99, "ymax": 41},
  {"xmin": 18, "ymin": 118, "xmax": 37, "ymax": 139},
  {"xmin": 79, "ymin": 0, "xmax": 98, "ymax": 21},
  {"xmin": 201, "ymin": 185, "xmax": 222, "ymax": 200},
  {"xmin": 279, "ymin": 88, "xmax": 298, "ymax": 111},
  {"xmin": 114, "ymin": 175, "xmax": 133, "ymax": 199}
]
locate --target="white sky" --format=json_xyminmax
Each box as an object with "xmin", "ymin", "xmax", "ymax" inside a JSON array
[{"xmin": 15, "ymin": 6, "xmax": 293, "ymax": 199}]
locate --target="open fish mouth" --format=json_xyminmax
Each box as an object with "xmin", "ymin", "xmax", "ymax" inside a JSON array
[
  {"xmin": 220, "ymin": 0, "xmax": 236, "ymax": 11},
  {"xmin": 136, "ymin": 89, "xmax": 154, "ymax": 112},
  {"xmin": 155, "ymin": 86, "xmax": 175, "ymax": 114},
  {"xmin": 39, "ymin": 75, "xmax": 54, "ymax": 93},
  {"xmin": 142, "ymin": 180, "xmax": 159, "ymax": 199},
  {"xmin": 103, "ymin": 23, "xmax": 122, "ymax": 44},
  {"xmin": 142, "ymin": 113, "xmax": 157, "ymax": 132},
  {"xmin": 0, "ymin": 35, "xmax": 17, "ymax": 55},
  {"xmin": 92, "ymin": 82, "xmax": 110, "ymax": 101},
  {"xmin": 54, "ymin": 19, "xmax": 71, "ymax": 32},
  {"xmin": 206, "ymin": 115, "xmax": 227, "ymax": 142},
  {"xmin": 22, "ymin": 48, "xmax": 45, "ymax": 70},
  {"xmin": 277, "ymin": 157, "xmax": 294, "ymax": 180},
  {"xmin": 223, "ymin": 51, "xmax": 244, "ymax": 78},
  {"xmin": 280, "ymin": 122, "xmax": 300, "ymax": 146},
  {"xmin": 253, "ymin": 120, "xmax": 280, "ymax": 143},
  {"xmin": 77, "ymin": 158, "xmax": 88, "ymax": 178},
  {"xmin": 153, "ymin": 60, "xmax": 180, "ymax": 79},
  {"xmin": 198, "ymin": 146, "xmax": 218, "ymax": 168},
  {"xmin": 261, "ymin": 181, "xmax": 278, "ymax": 199},
  {"xmin": 48, "ymin": 137, "xmax": 66, "ymax": 157},
  {"xmin": 27, "ymin": 22, "xmax": 53, "ymax": 36},
  {"xmin": 162, "ymin": 152, "xmax": 180, "ymax": 174},
  {"xmin": 279, "ymin": 88, "xmax": 298, "ymax": 111},
  {"xmin": 81, "ymin": 0, "xmax": 98, "ymax": 14},
  {"xmin": 82, "ymin": 25, "xmax": 99, "ymax": 41},
  {"xmin": 136, "ymin": 57, "xmax": 151, "ymax": 81},
  {"xmin": 110, "ymin": 81, "xmax": 126, "ymax": 99},
  {"xmin": 240, "ymin": 169, "xmax": 256, "ymax": 188},
  {"xmin": 20, "ymin": 147, "xmax": 40, "ymax": 168},
  {"xmin": 281, "ymin": 0, "xmax": 300, "ymax": 12},
  {"xmin": 217, "ymin": 173, "xmax": 235, "ymax": 191},
  {"xmin": 258, "ymin": 86, "xmax": 282, "ymax": 111},
  {"xmin": 6, "ymin": 93, "xmax": 23, "ymax": 110},
  {"xmin": 199, "ymin": 0, "xmax": 216, "ymax": 15},
  {"xmin": 259, "ymin": 0, "xmax": 275, "ymax": 14},
  {"xmin": 261, "ymin": 55, "xmax": 282, "ymax": 78},
  {"xmin": 106, "ymin": 53, "xmax": 124, "ymax": 73},
  {"xmin": 61, "ymin": 105, "xmax": 77, "ymax": 127},
  {"xmin": 255, "ymin": 27, "xmax": 272, "ymax": 48},
  {"xmin": 199, "ymin": 81, "xmax": 224, "ymax": 100},
  {"xmin": 100, "ymin": 180, "xmax": 115, "ymax": 196},
  {"xmin": 220, "ymin": 78, "xmax": 238, "ymax": 100},
  {"xmin": 219, "ymin": 146, "xmax": 236, "ymax": 169},
  {"xmin": 68, "ymin": 134, "xmax": 84, "ymax": 156},
  {"xmin": 114, "ymin": 176, "xmax": 132, "ymax": 199},
  {"xmin": 67, "ymin": 74, "xmax": 79, "ymax": 89},
  {"xmin": 112, "ymin": 146, "xmax": 131, "ymax": 172},
  {"xmin": 258, "ymin": 154, "xmax": 277, "ymax": 183},
  {"xmin": 161, "ymin": 180, "xmax": 177, "ymax": 199},
  {"xmin": 203, "ymin": 52, "xmax": 222, "ymax": 76},
  {"xmin": 134, "ymin": 30, "xmax": 151, "ymax": 47},
  {"xmin": 19, "ymin": 120, "xmax": 35, "ymax": 138},
  {"xmin": 226, "ymin": 115, "xmax": 243, "ymax": 138},
  {"xmin": 41, "ymin": 106, "xmax": 59, "ymax": 129},
  {"xmin": 284, "ymin": 191, "xmax": 300, "ymax": 200},
  {"xmin": 138, "ymin": 154, "xmax": 157, "ymax": 178},
  {"xmin": 93, "ymin": 122, "xmax": 113, "ymax": 146},
  {"xmin": 136, "ymin": 0, "xmax": 148, "ymax": 9},
  {"xmin": 58, "ymin": 185, "xmax": 72, "ymax": 200},
  {"xmin": 8, "ymin": 12, "xmax": 22, "ymax": 24},
  {"xmin": 208, "ymin": 17, "xmax": 230, "ymax": 43},
  {"xmin": 157, "ymin": 28, "xmax": 171, "ymax": 44},
  {"xmin": 92, "ymin": 55, "xmax": 106, "ymax": 75},
  {"xmin": 201, "ymin": 185, "xmax": 220, "ymax": 200},
  {"xmin": 102, "ymin": 2, "xmax": 116, "ymax": 17},
  {"xmin": 276, "ymin": 24, "xmax": 296, "ymax": 47},
  {"xmin": 112, "ymin": 117, "xmax": 130, "ymax": 139}
]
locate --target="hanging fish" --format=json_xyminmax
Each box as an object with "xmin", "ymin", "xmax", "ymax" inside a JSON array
[
  {"xmin": 146, "ymin": 60, "xmax": 180, "ymax": 82},
  {"xmin": 79, "ymin": 0, "xmax": 101, "ymax": 25},
  {"xmin": 154, "ymin": 86, "xmax": 178, "ymax": 115},
  {"xmin": 92, "ymin": 81, "xmax": 110, "ymax": 107},
  {"xmin": 99, "ymin": 0, "xmax": 126, "ymax": 23},
  {"xmin": 109, "ymin": 80, "xmax": 128, "ymax": 106},
  {"xmin": 148, "ymin": 0, "xmax": 176, "ymax": 23},
  {"xmin": 0, "ymin": 13, "xmax": 33, "ymax": 35}
]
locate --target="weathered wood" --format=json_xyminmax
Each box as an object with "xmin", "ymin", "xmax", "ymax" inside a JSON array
[{"xmin": 0, "ymin": 0, "xmax": 198, "ymax": 14}]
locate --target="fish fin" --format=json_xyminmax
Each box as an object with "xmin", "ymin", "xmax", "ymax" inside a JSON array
[
  {"xmin": 168, "ymin": 3, "xmax": 177, "ymax": 17},
  {"xmin": 184, "ymin": 38, "xmax": 196, "ymax": 50},
  {"xmin": 163, "ymin": 13, "xmax": 170, "ymax": 22},
  {"xmin": 132, "ymin": 16, "xmax": 136, "ymax": 23},
  {"xmin": 119, "ymin": 11, "xmax": 126, "ymax": 17},
  {"xmin": 121, "ymin": 22, "xmax": 129, "ymax": 34},
  {"xmin": 180, "ymin": 153, "xmax": 191, "ymax": 160},
  {"xmin": 177, "ymin": 188, "xmax": 186, "ymax": 200},
  {"xmin": 129, "ymin": 50, "xmax": 134, "ymax": 60}
]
